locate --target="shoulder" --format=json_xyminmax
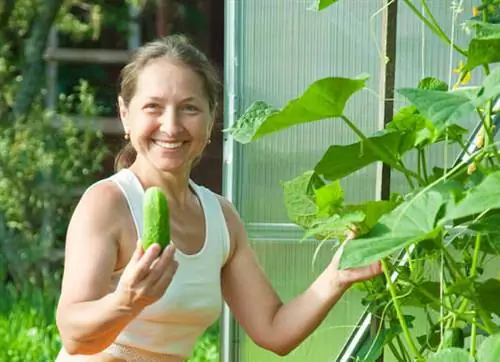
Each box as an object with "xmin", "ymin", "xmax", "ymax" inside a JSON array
[{"xmin": 69, "ymin": 179, "xmax": 129, "ymax": 234}]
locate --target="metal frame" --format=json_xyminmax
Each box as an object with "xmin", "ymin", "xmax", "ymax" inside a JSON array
[{"xmin": 220, "ymin": 0, "xmax": 241, "ymax": 361}]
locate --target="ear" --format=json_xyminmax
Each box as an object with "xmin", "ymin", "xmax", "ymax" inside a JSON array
[{"xmin": 118, "ymin": 96, "xmax": 129, "ymax": 134}]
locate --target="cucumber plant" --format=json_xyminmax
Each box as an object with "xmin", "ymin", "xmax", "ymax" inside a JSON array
[{"xmin": 227, "ymin": 1, "xmax": 500, "ymax": 361}]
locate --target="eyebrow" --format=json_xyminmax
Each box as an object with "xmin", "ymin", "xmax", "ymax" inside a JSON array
[{"xmin": 145, "ymin": 96, "xmax": 201, "ymax": 103}]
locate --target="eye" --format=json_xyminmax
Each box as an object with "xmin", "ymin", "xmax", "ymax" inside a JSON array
[
  {"xmin": 181, "ymin": 104, "xmax": 200, "ymax": 113},
  {"xmin": 144, "ymin": 103, "xmax": 160, "ymax": 110},
  {"xmin": 143, "ymin": 103, "xmax": 163, "ymax": 114}
]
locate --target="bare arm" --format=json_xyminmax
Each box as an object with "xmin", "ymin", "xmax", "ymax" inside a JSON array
[
  {"xmin": 219, "ymin": 198, "xmax": 381, "ymax": 356},
  {"xmin": 56, "ymin": 182, "xmax": 177, "ymax": 355}
]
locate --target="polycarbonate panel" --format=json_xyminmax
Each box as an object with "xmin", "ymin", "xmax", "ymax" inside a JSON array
[
  {"xmin": 236, "ymin": 0, "xmax": 386, "ymax": 224},
  {"xmin": 239, "ymin": 240, "xmax": 367, "ymax": 362},
  {"xmin": 390, "ymin": 0, "xmax": 482, "ymax": 195}
]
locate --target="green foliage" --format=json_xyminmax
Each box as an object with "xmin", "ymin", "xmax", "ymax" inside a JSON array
[
  {"xmin": 228, "ymin": 1, "xmax": 500, "ymax": 361},
  {"xmin": 0, "ymin": 274, "xmax": 62, "ymax": 361}
]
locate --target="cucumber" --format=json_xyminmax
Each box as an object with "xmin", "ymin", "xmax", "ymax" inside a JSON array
[
  {"xmin": 142, "ymin": 186, "xmax": 171, "ymax": 251},
  {"xmin": 443, "ymin": 327, "xmax": 465, "ymax": 348}
]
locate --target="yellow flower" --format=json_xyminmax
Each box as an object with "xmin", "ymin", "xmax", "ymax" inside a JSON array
[{"xmin": 453, "ymin": 60, "xmax": 472, "ymax": 88}]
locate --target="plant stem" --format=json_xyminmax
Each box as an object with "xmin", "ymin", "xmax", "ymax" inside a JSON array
[
  {"xmin": 403, "ymin": 0, "xmax": 467, "ymax": 57},
  {"xmin": 470, "ymin": 313, "xmax": 477, "ymax": 358},
  {"xmin": 408, "ymin": 276, "xmax": 493, "ymax": 332},
  {"xmin": 341, "ymin": 115, "xmax": 426, "ymax": 185},
  {"xmin": 381, "ymin": 259, "xmax": 422, "ymax": 359},
  {"xmin": 470, "ymin": 233, "xmax": 481, "ymax": 278},
  {"xmin": 420, "ymin": 148, "xmax": 429, "ymax": 183},
  {"xmin": 395, "ymin": 335, "xmax": 412, "ymax": 361},
  {"xmin": 388, "ymin": 341, "xmax": 406, "ymax": 362}
]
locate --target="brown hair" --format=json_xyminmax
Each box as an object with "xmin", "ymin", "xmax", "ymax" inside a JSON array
[{"xmin": 114, "ymin": 34, "xmax": 221, "ymax": 171}]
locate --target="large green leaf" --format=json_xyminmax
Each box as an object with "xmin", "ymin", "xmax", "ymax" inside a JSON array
[
  {"xmin": 397, "ymin": 87, "xmax": 477, "ymax": 131},
  {"xmin": 477, "ymin": 334, "xmax": 500, "ymax": 362},
  {"xmin": 446, "ymin": 171, "xmax": 500, "ymax": 221},
  {"xmin": 426, "ymin": 348, "xmax": 472, "ymax": 362},
  {"xmin": 314, "ymin": 130, "xmax": 407, "ymax": 181},
  {"xmin": 339, "ymin": 185, "xmax": 449, "ymax": 269},
  {"xmin": 226, "ymin": 75, "xmax": 369, "ymax": 144}
]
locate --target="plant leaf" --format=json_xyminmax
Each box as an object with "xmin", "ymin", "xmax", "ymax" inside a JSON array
[
  {"xmin": 465, "ymin": 20, "xmax": 500, "ymax": 39},
  {"xmin": 314, "ymin": 180, "xmax": 344, "ymax": 217},
  {"xmin": 397, "ymin": 88, "xmax": 477, "ymax": 131},
  {"xmin": 314, "ymin": 130, "xmax": 407, "ymax": 181},
  {"xmin": 465, "ymin": 38, "xmax": 500, "ymax": 71},
  {"xmin": 446, "ymin": 171, "xmax": 500, "ymax": 221},
  {"xmin": 303, "ymin": 212, "xmax": 365, "ymax": 241},
  {"xmin": 226, "ymin": 75, "xmax": 369, "ymax": 144},
  {"xmin": 339, "ymin": 186, "xmax": 449, "ymax": 269},
  {"xmin": 477, "ymin": 334, "xmax": 500, "ymax": 362},
  {"xmin": 387, "ymin": 105, "xmax": 467, "ymax": 148},
  {"xmin": 477, "ymin": 279, "xmax": 500, "ymax": 316},
  {"xmin": 418, "ymin": 77, "xmax": 448, "ymax": 91},
  {"xmin": 310, "ymin": 0, "xmax": 339, "ymax": 11},
  {"xmin": 282, "ymin": 171, "xmax": 320, "ymax": 229},
  {"xmin": 473, "ymin": 66, "xmax": 500, "ymax": 107},
  {"xmin": 426, "ymin": 347, "xmax": 472, "ymax": 362}
]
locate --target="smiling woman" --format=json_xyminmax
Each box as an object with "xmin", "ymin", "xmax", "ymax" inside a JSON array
[{"xmin": 54, "ymin": 34, "xmax": 382, "ymax": 362}]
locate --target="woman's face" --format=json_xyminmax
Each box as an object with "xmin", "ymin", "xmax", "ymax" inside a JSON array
[{"xmin": 119, "ymin": 57, "xmax": 213, "ymax": 174}]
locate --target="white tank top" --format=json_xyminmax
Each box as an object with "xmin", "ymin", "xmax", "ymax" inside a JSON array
[{"xmin": 66, "ymin": 168, "xmax": 231, "ymax": 359}]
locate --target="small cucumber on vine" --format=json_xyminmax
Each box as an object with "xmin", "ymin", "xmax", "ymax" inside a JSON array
[
  {"xmin": 443, "ymin": 327, "xmax": 465, "ymax": 348},
  {"xmin": 142, "ymin": 187, "xmax": 171, "ymax": 251}
]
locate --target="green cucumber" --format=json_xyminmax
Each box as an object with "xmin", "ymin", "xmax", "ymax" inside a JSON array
[
  {"xmin": 142, "ymin": 186, "xmax": 171, "ymax": 251},
  {"xmin": 443, "ymin": 327, "xmax": 465, "ymax": 348}
]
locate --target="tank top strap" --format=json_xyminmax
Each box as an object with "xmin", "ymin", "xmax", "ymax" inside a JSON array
[
  {"xmin": 188, "ymin": 180, "xmax": 231, "ymax": 265},
  {"xmin": 107, "ymin": 168, "xmax": 145, "ymax": 239}
]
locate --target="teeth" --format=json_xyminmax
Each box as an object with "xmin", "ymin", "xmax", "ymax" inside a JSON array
[{"xmin": 154, "ymin": 140, "xmax": 183, "ymax": 149}]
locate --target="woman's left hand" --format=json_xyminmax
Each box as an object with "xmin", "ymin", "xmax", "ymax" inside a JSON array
[{"xmin": 328, "ymin": 231, "xmax": 383, "ymax": 290}]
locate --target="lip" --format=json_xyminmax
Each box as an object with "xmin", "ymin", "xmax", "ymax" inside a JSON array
[{"xmin": 152, "ymin": 139, "xmax": 186, "ymax": 151}]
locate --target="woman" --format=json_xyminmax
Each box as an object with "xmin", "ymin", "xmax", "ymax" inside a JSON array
[{"xmin": 55, "ymin": 35, "xmax": 381, "ymax": 362}]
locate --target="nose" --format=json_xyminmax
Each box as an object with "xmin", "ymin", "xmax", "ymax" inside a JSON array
[{"xmin": 158, "ymin": 107, "xmax": 183, "ymax": 136}]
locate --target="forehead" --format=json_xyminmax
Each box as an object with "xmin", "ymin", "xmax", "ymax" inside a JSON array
[{"xmin": 135, "ymin": 57, "xmax": 206, "ymax": 100}]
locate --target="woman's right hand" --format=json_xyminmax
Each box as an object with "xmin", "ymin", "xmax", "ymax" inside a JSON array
[{"xmin": 114, "ymin": 241, "xmax": 178, "ymax": 313}]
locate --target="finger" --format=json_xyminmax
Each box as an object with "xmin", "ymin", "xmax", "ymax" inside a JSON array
[
  {"xmin": 154, "ymin": 259, "xmax": 179, "ymax": 293},
  {"xmin": 133, "ymin": 243, "xmax": 162, "ymax": 280},
  {"xmin": 353, "ymin": 261, "xmax": 383, "ymax": 282},
  {"xmin": 144, "ymin": 244, "xmax": 177, "ymax": 284},
  {"xmin": 130, "ymin": 239, "xmax": 145, "ymax": 263}
]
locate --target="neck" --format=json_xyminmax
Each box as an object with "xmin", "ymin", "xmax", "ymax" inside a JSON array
[{"xmin": 129, "ymin": 160, "xmax": 194, "ymax": 210}]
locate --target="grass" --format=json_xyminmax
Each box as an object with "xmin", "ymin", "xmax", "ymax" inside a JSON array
[{"xmin": 0, "ymin": 277, "xmax": 219, "ymax": 361}]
